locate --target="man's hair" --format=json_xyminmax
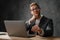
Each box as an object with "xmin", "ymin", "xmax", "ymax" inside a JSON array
[{"xmin": 30, "ymin": 2, "xmax": 40, "ymax": 9}]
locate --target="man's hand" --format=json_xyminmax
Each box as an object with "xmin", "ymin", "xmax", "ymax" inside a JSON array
[
  {"xmin": 29, "ymin": 16, "xmax": 36, "ymax": 22},
  {"xmin": 31, "ymin": 25, "xmax": 42, "ymax": 33}
]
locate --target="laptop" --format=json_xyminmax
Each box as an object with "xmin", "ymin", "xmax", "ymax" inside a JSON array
[
  {"xmin": 4, "ymin": 20, "xmax": 36, "ymax": 37},
  {"xmin": 4, "ymin": 20, "xmax": 28, "ymax": 37}
]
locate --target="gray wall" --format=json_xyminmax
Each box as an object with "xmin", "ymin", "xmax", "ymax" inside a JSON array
[{"xmin": 1, "ymin": 0, "xmax": 60, "ymax": 36}]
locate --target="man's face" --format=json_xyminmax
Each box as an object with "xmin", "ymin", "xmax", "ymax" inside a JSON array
[{"xmin": 30, "ymin": 5, "xmax": 40, "ymax": 17}]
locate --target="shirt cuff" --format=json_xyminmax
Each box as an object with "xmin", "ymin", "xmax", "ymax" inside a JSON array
[{"xmin": 38, "ymin": 28, "xmax": 44, "ymax": 36}]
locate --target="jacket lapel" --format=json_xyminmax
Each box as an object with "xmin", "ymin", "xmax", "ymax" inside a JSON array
[{"xmin": 38, "ymin": 16, "xmax": 45, "ymax": 28}]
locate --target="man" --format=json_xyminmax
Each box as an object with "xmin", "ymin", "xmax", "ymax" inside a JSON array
[{"xmin": 25, "ymin": 2, "xmax": 53, "ymax": 37}]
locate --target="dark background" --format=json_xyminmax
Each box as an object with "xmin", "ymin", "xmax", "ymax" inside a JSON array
[{"xmin": 0, "ymin": 0, "xmax": 60, "ymax": 36}]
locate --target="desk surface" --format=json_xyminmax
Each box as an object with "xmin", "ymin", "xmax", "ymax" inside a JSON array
[
  {"xmin": 0, "ymin": 35, "xmax": 60, "ymax": 40},
  {"xmin": 11, "ymin": 35, "xmax": 60, "ymax": 40}
]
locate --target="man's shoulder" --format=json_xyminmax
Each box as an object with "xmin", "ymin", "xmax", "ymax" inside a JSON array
[{"xmin": 42, "ymin": 16, "xmax": 53, "ymax": 22}]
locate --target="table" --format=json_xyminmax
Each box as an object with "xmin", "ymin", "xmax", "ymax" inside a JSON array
[
  {"xmin": 0, "ymin": 35, "xmax": 60, "ymax": 40},
  {"xmin": 11, "ymin": 35, "xmax": 60, "ymax": 40}
]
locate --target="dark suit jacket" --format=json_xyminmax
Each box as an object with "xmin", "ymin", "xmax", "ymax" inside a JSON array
[{"xmin": 25, "ymin": 16, "xmax": 53, "ymax": 37}]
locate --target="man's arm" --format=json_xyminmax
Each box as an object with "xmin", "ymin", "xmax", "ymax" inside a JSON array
[
  {"xmin": 25, "ymin": 16, "xmax": 35, "ymax": 31},
  {"xmin": 25, "ymin": 21, "xmax": 31, "ymax": 31},
  {"xmin": 38, "ymin": 19, "xmax": 53, "ymax": 37},
  {"xmin": 25, "ymin": 21, "xmax": 35, "ymax": 34}
]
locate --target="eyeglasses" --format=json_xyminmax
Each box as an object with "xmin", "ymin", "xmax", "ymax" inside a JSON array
[{"xmin": 30, "ymin": 7, "xmax": 40, "ymax": 11}]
